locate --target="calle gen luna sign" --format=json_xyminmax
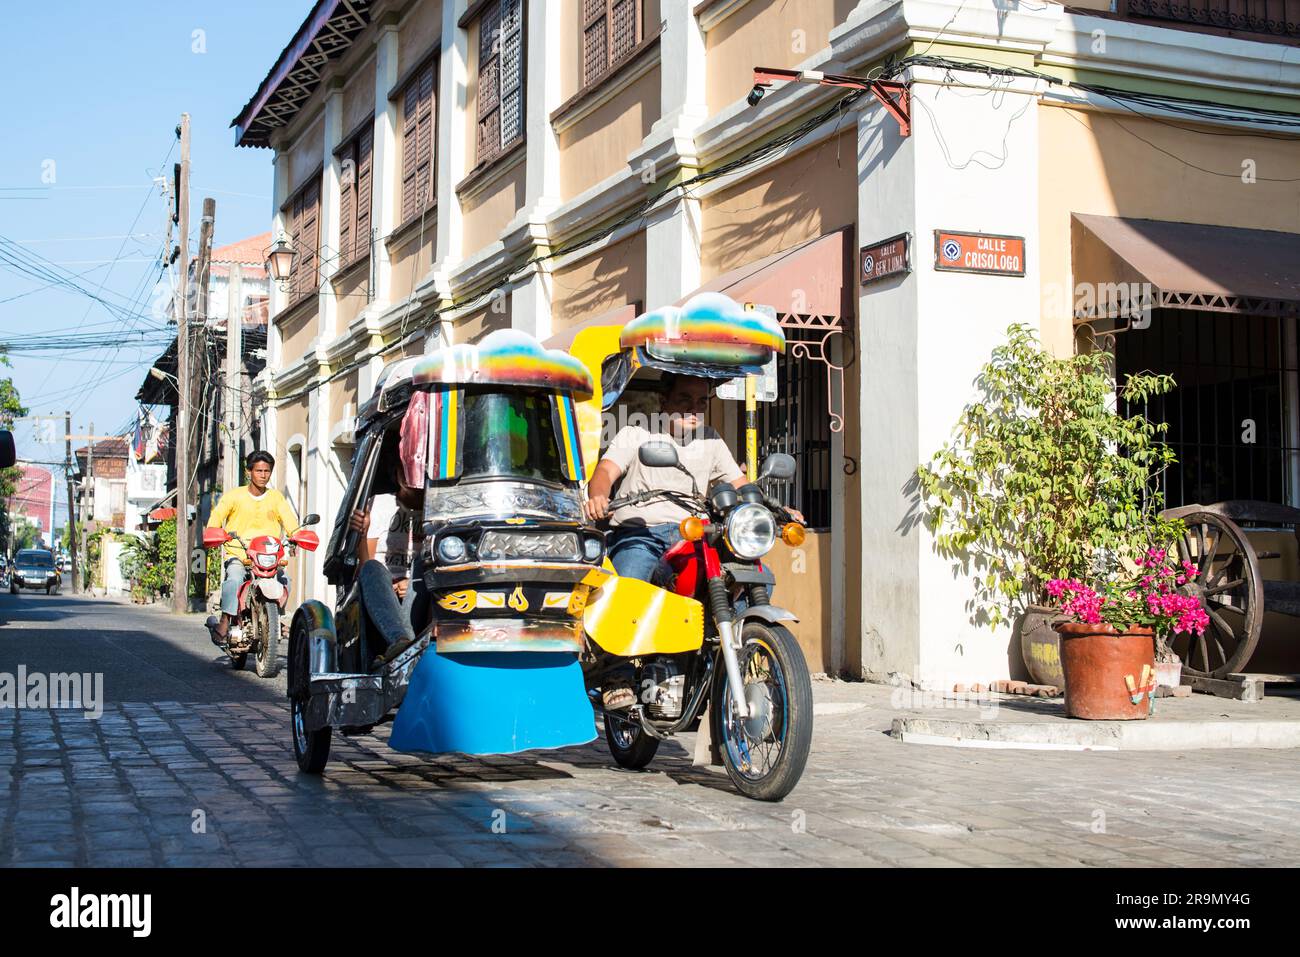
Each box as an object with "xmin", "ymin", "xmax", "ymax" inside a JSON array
[
  {"xmin": 859, "ymin": 233, "xmax": 910, "ymax": 285},
  {"xmin": 933, "ymin": 230, "xmax": 1025, "ymax": 277}
]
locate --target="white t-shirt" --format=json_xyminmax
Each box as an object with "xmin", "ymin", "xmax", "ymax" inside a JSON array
[
  {"xmin": 367, "ymin": 494, "xmax": 419, "ymax": 581},
  {"xmin": 603, "ymin": 425, "xmax": 744, "ymax": 527}
]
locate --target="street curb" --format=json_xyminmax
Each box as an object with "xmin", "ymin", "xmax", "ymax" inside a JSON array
[{"xmin": 891, "ymin": 716, "xmax": 1300, "ymax": 751}]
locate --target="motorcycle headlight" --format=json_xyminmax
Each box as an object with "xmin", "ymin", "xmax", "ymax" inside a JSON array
[
  {"xmin": 437, "ymin": 535, "xmax": 466, "ymax": 564},
  {"xmin": 724, "ymin": 503, "xmax": 776, "ymax": 560},
  {"xmin": 582, "ymin": 536, "xmax": 603, "ymax": 562},
  {"xmin": 255, "ymin": 553, "xmax": 279, "ymax": 569}
]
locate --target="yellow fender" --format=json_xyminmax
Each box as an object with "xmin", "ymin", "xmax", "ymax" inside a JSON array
[{"xmin": 582, "ymin": 572, "xmax": 704, "ymax": 656}]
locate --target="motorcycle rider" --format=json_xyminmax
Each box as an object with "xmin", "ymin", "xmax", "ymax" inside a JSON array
[{"xmin": 205, "ymin": 450, "xmax": 301, "ymax": 644}]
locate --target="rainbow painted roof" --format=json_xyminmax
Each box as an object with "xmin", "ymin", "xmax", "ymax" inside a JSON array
[
  {"xmin": 412, "ymin": 329, "xmax": 595, "ymax": 395},
  {"xmin": 619, "ymin": 292, "xmax": 785, "ymax": 366}
]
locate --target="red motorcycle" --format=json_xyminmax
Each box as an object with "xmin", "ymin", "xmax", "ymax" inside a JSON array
[{"xmin": 203, "ymin": 517, "xmax": 319, "ymax": 677}]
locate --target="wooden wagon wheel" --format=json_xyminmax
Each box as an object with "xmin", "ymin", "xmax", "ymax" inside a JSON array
[{"xmin": 1171, "ymin": 511, "xmax": 1263, "ymax": 678}]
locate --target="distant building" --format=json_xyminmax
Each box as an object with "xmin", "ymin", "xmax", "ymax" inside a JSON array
[{"xmin": 11, "ymin": 464, "xmax": 55, "ymax": 544}]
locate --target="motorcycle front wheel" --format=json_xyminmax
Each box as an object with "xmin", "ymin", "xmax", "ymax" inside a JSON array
[
  {"xmin": 711, "ymin": 621, "xmax": 813, "ymax": 802},
  {"xmin": 254, "ymin": 599, "xmax": 281, "ymax": 679}
]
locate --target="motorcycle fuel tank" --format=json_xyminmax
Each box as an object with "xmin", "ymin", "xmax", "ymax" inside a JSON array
[{"xmin": 387, "ymin": 648, "xmax": 595, "ymax": 756}]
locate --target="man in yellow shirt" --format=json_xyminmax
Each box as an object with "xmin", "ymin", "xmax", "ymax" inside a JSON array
[{"xmin": 206, "ymin": 450, "xmax": 301, "ymax": 643}]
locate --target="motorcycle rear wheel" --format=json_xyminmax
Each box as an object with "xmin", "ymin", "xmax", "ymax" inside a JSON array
[
  {"xmin": 603, "ymin": 710, "xmax": 659, "ymax": 769},
  {"xmin": 254, "ymin": 600, "xmax": 281, "ymax": 679},
  {"xmin": 711, "ymin": 621, "xmax": 813, "ymax": 802}
]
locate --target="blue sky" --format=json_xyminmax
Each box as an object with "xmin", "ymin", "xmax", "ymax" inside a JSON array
[{"xmin": 0, "ymin": 1, "xmax": 313, "ymax": 529}]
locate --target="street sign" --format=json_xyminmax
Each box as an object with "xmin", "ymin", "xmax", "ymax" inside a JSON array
[
  {"xmin": 860, "ymin": 232, "xmax": 910, "ymax": 285},
  {"xmin": 933, "ymin": 230, "xmax": 1026, "ymax": 276},
  {"xmin": 716, "ymin": 353, "xmax": 778, "ymax": 402}
]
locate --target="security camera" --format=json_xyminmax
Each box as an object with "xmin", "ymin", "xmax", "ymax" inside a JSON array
[{"xmin": 746, "ymin": 85, "xmax": 767, "ymax": 107}]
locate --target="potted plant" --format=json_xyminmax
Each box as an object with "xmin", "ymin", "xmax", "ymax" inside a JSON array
[
  {"xmin": 1047, "ymin": 548, "xmax": 1209, "ymax": 718},
  {"xmin": 916, "ymin": 324, "xmax": 1178, "ymax": 686}
]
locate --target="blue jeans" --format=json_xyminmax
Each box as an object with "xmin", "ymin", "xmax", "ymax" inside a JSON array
[
  {"xmin": 220, "ymin": 558, "xmax": 290, "ymax": 616},
  {"xmin": 607, "ymin": 523, "xmax": 681, "ymax": 584}
]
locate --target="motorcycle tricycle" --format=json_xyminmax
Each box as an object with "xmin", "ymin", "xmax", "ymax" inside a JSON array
[
  {"xmin": 289, "ymin": 292, "xmax": 813, "ymax": 800},
  {"xmin": 203, "ymin": 519, "xmax": 320, "ymax": 676}
]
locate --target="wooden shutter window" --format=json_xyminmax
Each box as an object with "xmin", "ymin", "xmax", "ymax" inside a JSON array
[
  {"xmin": 401, "ymin": 60, "xmax": 437, "ymax": 225},
  {"xmin": 353, "ymin": 127, "xmax": 372, "ymax": 264},
  {"xmin": 290, "ymin": 178, "xmax": 320, "ymax": 304},
  {"xmin": 474, "ymin": 0, "xmax": 524, "ymax": 167},
  {"xmin": 339, "ymin": 125, "xmax": 373, "ymax": 268},
  {"xmin": 582, "ymin": 0, "xmax": 608, "ymax": 88},
  {"xmin": 338, "ymin": 153, "xmax": 353, "ymax": 268}
]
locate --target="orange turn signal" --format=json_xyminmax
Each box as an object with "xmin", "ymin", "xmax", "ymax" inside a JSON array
[
  {"xmin": 781, "ymin": 522, "xmax": 806, "ymax": 547},
  {"xmin": 679, "ymin": 516, "xmax": 705, "ymax": 542}
]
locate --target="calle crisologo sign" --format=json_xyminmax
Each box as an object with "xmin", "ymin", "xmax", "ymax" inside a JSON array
[{"xmin": 933, "ymin": 230, "xmax": 1026, "ymax": 277}]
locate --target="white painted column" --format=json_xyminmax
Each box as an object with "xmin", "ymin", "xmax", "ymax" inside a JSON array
[
  {"xmin": 269, "ymin": 148, "xmax": 290, "ymax": 365},
  {"xmin": 432, "ymin": 0, "xmax": 470, "ymax": 292},
  {"xmin": 653, "ymin": 0, "xmax": 708, "ymax": 136},
  {"xmin": 370, "ymin": 16, "xmax": 401, "ymax": 310},
  {"xmin": 639, "ymin": 0, "xmax": 706, "ymax": 310},
  {"xmin": 855, "ymin": 96, "xmax": 922, "ymax": 685},
  {"xmin": 508, "ymin": 1, "xmax": 564, "ymax": 339},
  {"xmin": 644, "ymin": 197, "xmax": 702, "ymax": 310},
  {"xmin": 319, "ymin": 82, "xmax": 344, "ymax": 341}
]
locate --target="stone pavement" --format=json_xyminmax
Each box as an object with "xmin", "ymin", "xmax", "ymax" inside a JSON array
[{"xmin": 2, "ymin": 593, "xmax": 1300, "ymax": 867}]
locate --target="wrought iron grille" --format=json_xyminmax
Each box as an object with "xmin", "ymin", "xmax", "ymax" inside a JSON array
[
  {"xmin": 1117, "ymin": 309, "xmax": 1300, "ymax": 509},
  {"xmin": 1126, "ymin": 0, "xmax": 1300, "ymax": 39},
  {"xmin": 756, "ymin": 326, "xmax": 833, "ymax": 529}
]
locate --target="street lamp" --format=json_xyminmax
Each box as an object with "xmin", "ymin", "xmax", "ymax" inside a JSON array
[{"xmin": 265, "ymin": 235, "xmax": 297, "ymax": 287}]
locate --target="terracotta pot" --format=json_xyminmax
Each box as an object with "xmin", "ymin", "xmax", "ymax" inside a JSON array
[
  {"xmin": 1055, "ymin": 622, "xmax": 1156, "ymax": 720},
  {"xmin": 1018, "ymin": 604, "xmax": 1064, "ymax": 687}
]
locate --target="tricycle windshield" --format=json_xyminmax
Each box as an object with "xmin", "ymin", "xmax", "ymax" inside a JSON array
[{"xmin": 458, "ymin": 390, "xmax": 563, "ymax": 483}]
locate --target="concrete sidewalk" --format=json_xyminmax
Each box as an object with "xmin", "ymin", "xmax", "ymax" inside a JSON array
[{"xmin": 828, "ymin": 676, "xmax": 1300, "ymax": 751}]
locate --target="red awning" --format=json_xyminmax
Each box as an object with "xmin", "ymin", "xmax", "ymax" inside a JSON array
[{"xmin": 684, "ymin": 229, "xmax": 850, "ymax": 318}]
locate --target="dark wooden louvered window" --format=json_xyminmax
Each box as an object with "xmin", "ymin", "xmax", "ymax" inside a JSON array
[
  {"xmin": 286, "ymin": 176, "xmax": 320, "ymax": 305},
  {"xmin": 475, "ymin": 0, "xmax": 524, "ymax": 166},
  {"xmin": 338, "ymin": 122, "xmax": 373, "ymax": 268},
  {"xmin": 582, "ymin": 0, "xmax": 640, "ymax": 89},
  {"xmin": 400, "ymin": 59, "xmax": 437, "ymax": 225}
]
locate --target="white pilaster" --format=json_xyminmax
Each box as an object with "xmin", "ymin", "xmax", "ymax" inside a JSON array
[
  {"xmin": 643, "ymin": 195, "xmax": 701, "ymax": 309},
  {"xmin": 319, "ymin": 82, "xmax": 344, "ymax": 341},
  {"xmin": 370, "ymin": 17, "xmax": 401, "ymax": 309},
  {"xmin": 653, "ymin": 0, "xmax": 708, "ymax": 135},
  {"xmin": 431, "ymin": 0, "xmax": 470, "ymax": 297}
]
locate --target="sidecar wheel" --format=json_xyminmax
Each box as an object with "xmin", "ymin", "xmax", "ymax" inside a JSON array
[
  {"xmin": 711, "ymin": 621, "xmax": 813, "ymax": 802},
  {"xmin": 289, "ymin": 617, "xmax": 331, "ymax": 774},
  {"xmin": 603, "ymin": 711, "xmax": 659, "ymax": 769}
]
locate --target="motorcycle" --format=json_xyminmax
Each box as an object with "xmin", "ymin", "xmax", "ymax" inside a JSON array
[
  {"xmin": 288, "ymin": 293, "xmax": 814, "ymax": 801},
  {"xmin": 588, "ymin": 440, "xmax": 813, "ymax": 801},
  {"xmin": 203, "ymin": 518, "xmax": 320, "ymax": 677}
]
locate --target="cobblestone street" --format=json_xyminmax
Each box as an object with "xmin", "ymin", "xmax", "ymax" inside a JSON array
[{"xmin": 3, "ymin": 593, "xmax": 1299, "ymax": 867}]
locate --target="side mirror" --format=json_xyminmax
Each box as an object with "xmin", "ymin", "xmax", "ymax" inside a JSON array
[
  {"xmin": 759, "ymin": 453, "xmax": 797, "ymax": 482},
  {"xmin": 0, "ymin": 431, "xmax": 14, "ymax": 470},
  {"xmin": 301, "ymin": 513, "xmax": 320, "ymax": 526},
  {"xmin": 202, "ymin": 527, "xmax": 231, "ymax": 549},
  {"xmin": 638, "ymin": 441, "xmax": 680, "ymax": 469}
]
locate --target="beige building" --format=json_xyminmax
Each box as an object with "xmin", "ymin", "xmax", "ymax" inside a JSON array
[{"xmin": 235, "ymin": 0, "xmax": 1300, "ymax": 684}]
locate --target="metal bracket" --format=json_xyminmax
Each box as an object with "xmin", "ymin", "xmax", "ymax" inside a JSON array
[{"xmin": 751, "ymin": 67, "xmax": 911, "ymax": 137}]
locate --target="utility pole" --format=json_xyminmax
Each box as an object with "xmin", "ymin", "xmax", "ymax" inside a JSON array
[
  {"xmin": 84, "ymin": 422, "xmax": 94, "ymax": 594},
  {"xmin": 173, "ymin": 113, "xmax": 191, "ymax": 613},
  {"xmin": 192, "ymin": 196, "xmax": 215, "ymax": 602},
  {"xmin": 224, "ymin": 263, "xmax": 243, "ymax": 494},
  {"xmin": 64, "ymin": 411, "xmax": 78, "ymax": 594}
]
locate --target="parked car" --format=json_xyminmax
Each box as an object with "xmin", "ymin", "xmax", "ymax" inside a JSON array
[{"xmin": 11, "ymin": 549, "xmax": 60, "ymax": 594}]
